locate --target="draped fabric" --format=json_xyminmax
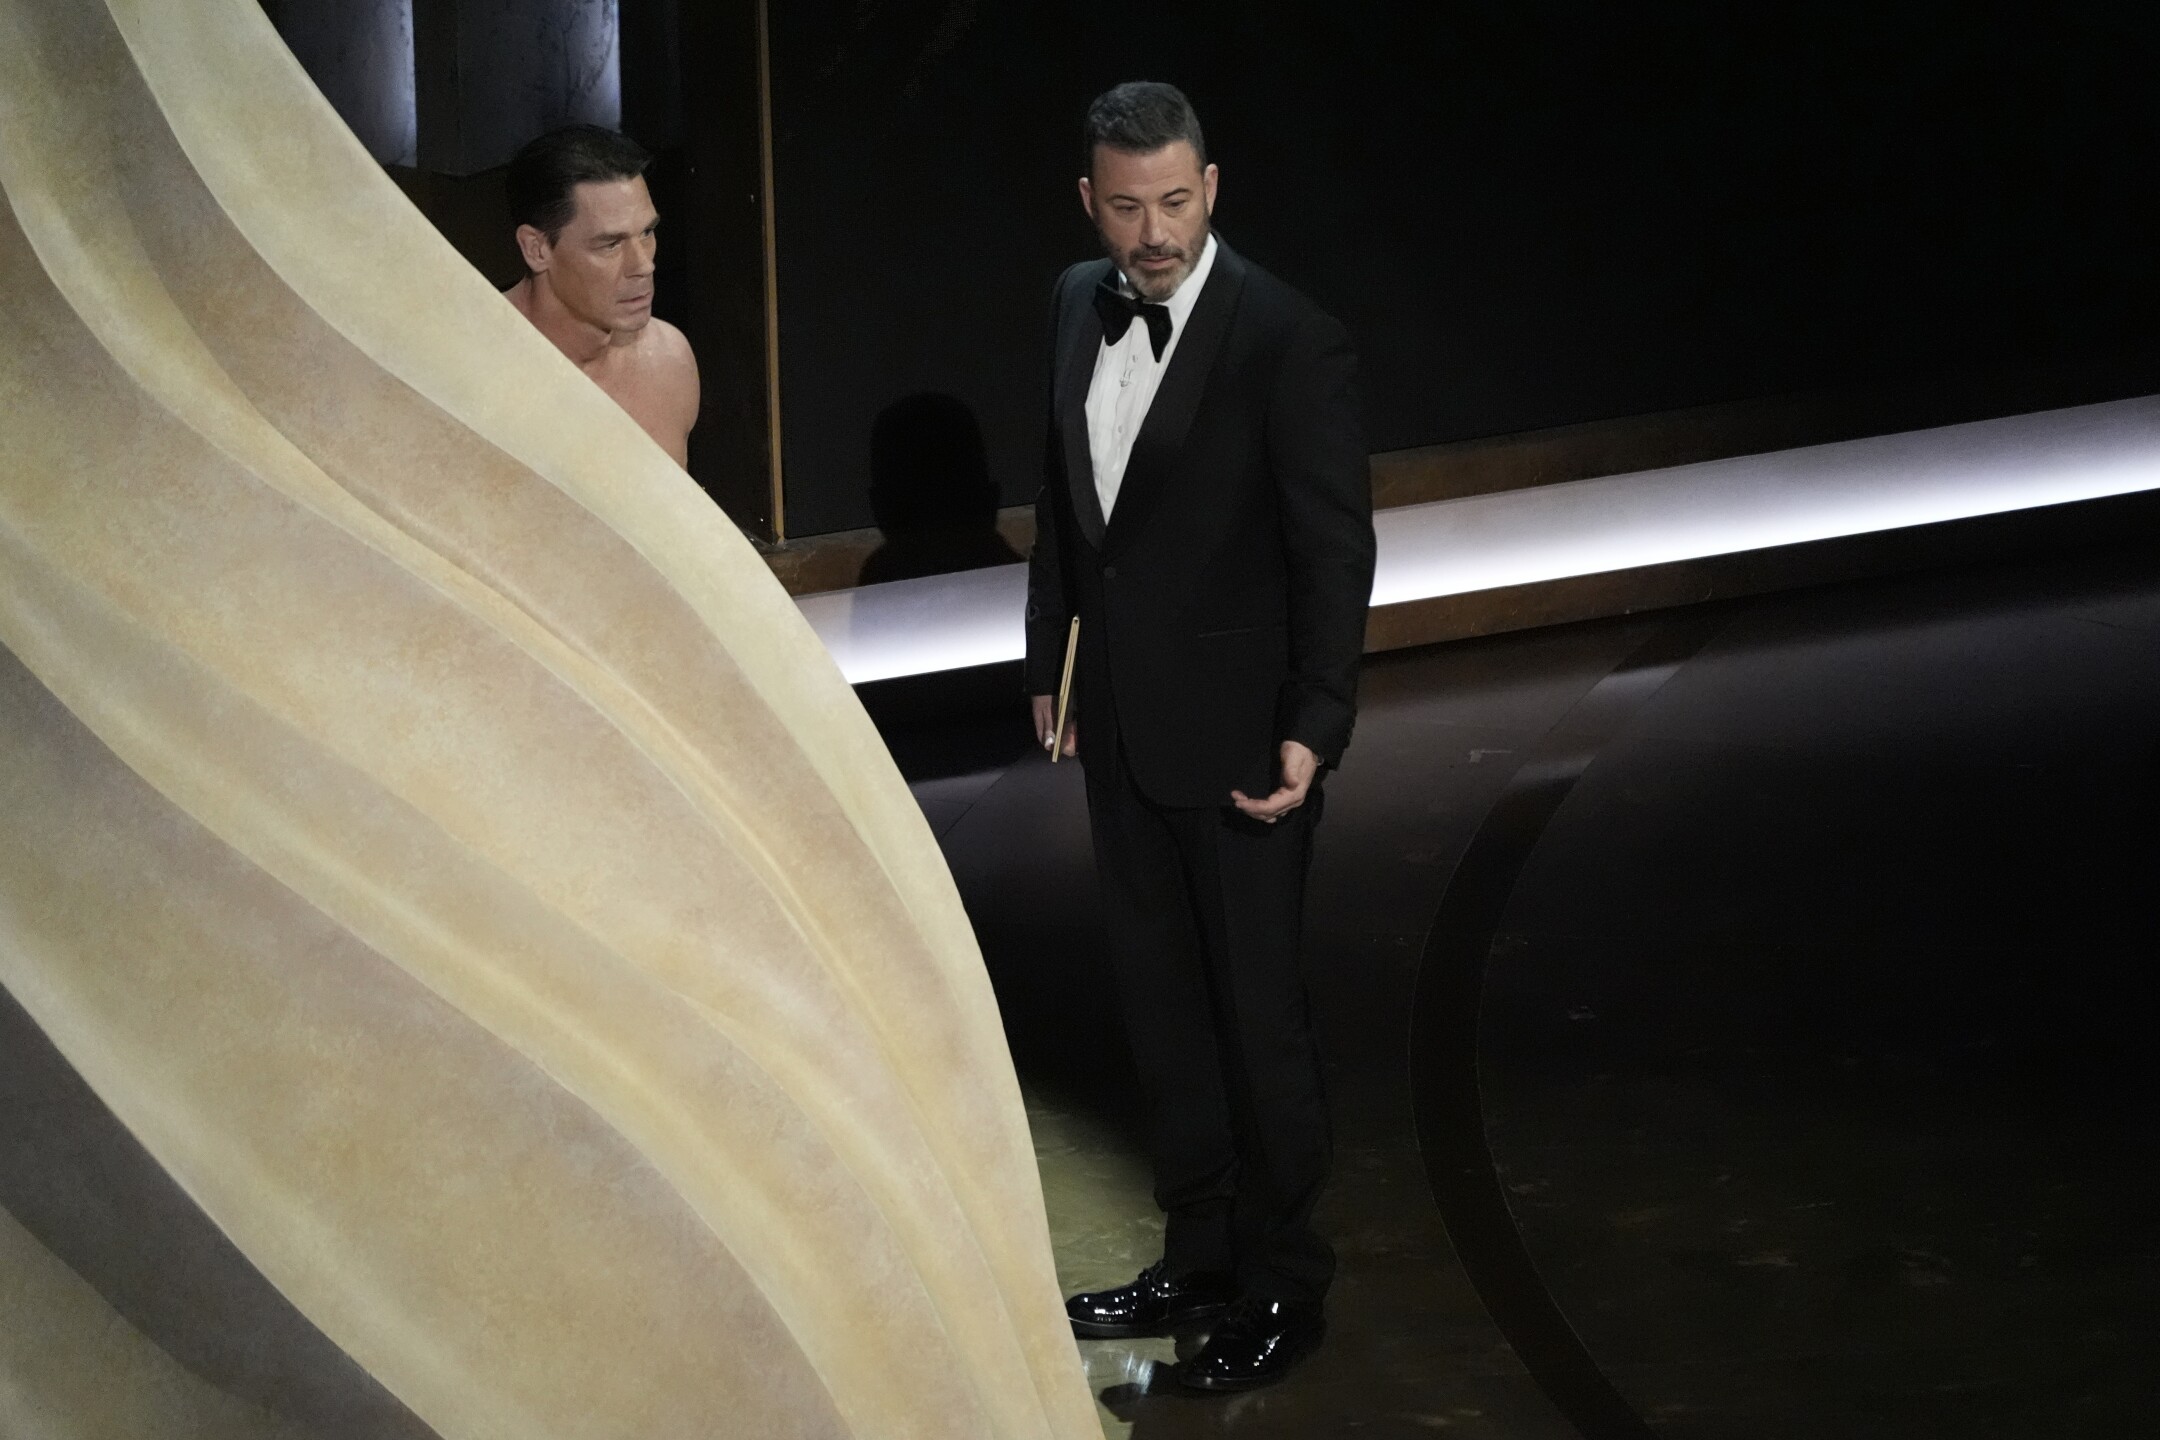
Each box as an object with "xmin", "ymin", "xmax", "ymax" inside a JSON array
[{"xmin": 0, "ymin": 3, "xmax": 1097, "ymax": 1437}]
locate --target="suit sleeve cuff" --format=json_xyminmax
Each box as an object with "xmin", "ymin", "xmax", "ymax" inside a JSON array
[{"xmin": 1281, "ymin": 696, "xmax": 1354, "ymax": 770}]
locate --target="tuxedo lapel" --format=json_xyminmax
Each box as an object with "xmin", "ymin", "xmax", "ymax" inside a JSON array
[
  {"xmin": 1102, "ymin": 241, "xmax": 1247, "ymax": 551},
  {"xmin": 1055, "ymin": 262, "xmax": 1111, "ymax": 550}
]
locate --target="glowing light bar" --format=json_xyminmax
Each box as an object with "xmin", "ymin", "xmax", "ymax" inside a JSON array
[
  {"xmin": 796, "ymin": 562, "xmax": 1030, "ymax": 685},
  {"xmin": 798, "ymin": 395, "xmax": 2160, "ymax": 684}
]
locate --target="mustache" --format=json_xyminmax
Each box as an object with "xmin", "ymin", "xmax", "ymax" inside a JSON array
[{"xmin": 1129, "ymin": 245, "xmax": 1187, "ymax": 263}]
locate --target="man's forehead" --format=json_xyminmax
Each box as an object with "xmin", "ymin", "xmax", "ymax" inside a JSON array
[
  {"xmin": 1091, "ymin": 142, "xmax": 1205, "ymax": 196},
  {"xmin": 566, "ymin": 175, "xmax": 655, "ymax": 230}
]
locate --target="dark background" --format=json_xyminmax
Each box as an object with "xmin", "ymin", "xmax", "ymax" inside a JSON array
[{"xmin": 769, "ymin": 1, "xmax": 2160, "ymax": 537}]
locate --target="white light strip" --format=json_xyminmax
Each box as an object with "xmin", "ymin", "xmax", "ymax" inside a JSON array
[
  {"xmin": 796, "ymin": 563, "xmax": 1031, "ymax": 685},
  {"xmin": 797, "ymin": 395, "xmax": 2160, "ymax": 684},
  {"xmin": 1371, "ymin": 393, "xmax": 2160, "ymax": 605}
]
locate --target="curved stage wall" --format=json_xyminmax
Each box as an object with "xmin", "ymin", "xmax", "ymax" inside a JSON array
[{"xmin": 0, "ymin": 3, "xmax": 1098, "ymax": 1437}]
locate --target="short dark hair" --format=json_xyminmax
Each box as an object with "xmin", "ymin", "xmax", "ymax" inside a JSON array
[
  {"xmin": 506, "ymin": 125, "xmax": 652, "ymax": 243},
  {"xmin": 1083, "ymin": 82, "xmax": 1207, "ymax": 173}
]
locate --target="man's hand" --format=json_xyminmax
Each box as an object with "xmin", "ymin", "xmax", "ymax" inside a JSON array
[
  {"xmin": 1231, "ymin": 741, "xmax": 1319, "ymax": 824},
  {"xmin": 1030, "ymin": 694, "xmax": 1078, "ymax": 758}
]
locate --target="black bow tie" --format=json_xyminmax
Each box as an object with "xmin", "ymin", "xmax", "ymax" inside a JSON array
[{"xmin": 1094, "ymin": 281, "xmax": 1173, "ymax": 360}]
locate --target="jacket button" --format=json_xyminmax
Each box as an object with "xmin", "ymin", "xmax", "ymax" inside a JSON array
[{"xmin": 1103, "ymin": 565, "xmax": 1118, "ymax": 579}]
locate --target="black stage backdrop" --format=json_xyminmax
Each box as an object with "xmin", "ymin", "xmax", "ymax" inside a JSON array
[{"xmin": 767, "ymin": 2, "xmax": 2160, "ymax": 539}]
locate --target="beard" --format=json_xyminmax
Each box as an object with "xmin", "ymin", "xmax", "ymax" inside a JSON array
[{"xmin": 1112, "ymin": 221, "xmax": 1210, "ymax": 302}]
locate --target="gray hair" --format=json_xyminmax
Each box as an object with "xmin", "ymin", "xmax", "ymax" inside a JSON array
[{"xmin": 1083, "ymin": 82, "xmax": 1208, "ymax": 172}]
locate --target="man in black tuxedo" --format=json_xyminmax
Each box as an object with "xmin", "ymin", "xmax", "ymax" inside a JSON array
[{"xmin": 1025, "ymin": 81, "xmax": 1376, "ymax": 1392}]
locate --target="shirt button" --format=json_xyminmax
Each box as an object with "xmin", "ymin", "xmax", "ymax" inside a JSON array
[{"xmin": 1103, "ymin": 565, "xmax": 1118, "ymax": 579}]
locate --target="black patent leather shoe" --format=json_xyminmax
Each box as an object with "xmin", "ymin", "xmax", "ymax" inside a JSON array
[
  {"xmin": 1181, "ymin": 1297, "xmax": 1325, "ymax": 1391},
  {"xmin": 1066, "ymin": 1261, "xmax": 1237, "ymax": 1338}
]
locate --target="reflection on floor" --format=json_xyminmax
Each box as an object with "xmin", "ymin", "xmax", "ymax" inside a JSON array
[{"xmin": 902, "ymin": 540, "xmax": 2160, "ymax": 1439}]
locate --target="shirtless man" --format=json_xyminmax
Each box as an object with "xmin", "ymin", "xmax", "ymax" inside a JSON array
[{"xmin": 504, "ymin": 126, "xmax": 700, "ymax": 466}]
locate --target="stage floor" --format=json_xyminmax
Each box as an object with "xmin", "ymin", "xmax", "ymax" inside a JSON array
[{"xmin": 897, "ymin": 538, "xmax": 2160, "ymax": 1439}]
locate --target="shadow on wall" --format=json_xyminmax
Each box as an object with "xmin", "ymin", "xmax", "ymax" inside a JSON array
[{"xmin": 860, "ymin": 393, "xmax": 1022, "ymax": 586}]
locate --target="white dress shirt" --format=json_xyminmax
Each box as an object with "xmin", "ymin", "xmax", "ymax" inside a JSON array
[{"xmin": 1086, "ymin": 233, "xmax": 1219, "ymax": 520}]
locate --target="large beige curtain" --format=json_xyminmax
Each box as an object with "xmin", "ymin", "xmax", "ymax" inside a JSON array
[{"xmin": 0, "ymin": 2, "xmax": 1096, "ymax": 1437}]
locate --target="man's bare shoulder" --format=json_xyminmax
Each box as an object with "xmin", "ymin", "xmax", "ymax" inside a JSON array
[
  {"xmin": 638, "ymin": 317, "xmax": 700, "ymax": 434},
  {"xmin": 642, "ymin": 316, "xmax": 696, "ymax": 373}
]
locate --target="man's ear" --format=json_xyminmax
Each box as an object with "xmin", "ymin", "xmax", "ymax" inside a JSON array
[
  {"xmin": 514, "ymin": 223, "xmax": 552, "ymax": 274},
  {"xmin": 1077, "ymin": 176, "xmax": 1095, "ymax": 224},
  {"xmin": 1203, "ymin": 163, "xmax": 1219, "ymax": 215}
]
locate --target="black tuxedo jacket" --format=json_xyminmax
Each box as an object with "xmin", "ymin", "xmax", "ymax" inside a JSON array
[{"xmin": 1024, "ymin": 241, "xmax": 1377, "ymax": 808}]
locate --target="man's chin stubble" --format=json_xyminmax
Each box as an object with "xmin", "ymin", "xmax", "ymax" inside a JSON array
[{"xmin": 1127, "ymin": 258, "xmax": 1191, "ymax": 302}]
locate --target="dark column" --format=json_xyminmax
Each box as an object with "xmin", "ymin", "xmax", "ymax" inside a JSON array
[
  {"xmin": 618, "ymin": 0, "xmax": 682, "ymax": 151},
  {"xmin": 674, "ymin": 0, "xmax": 782, "ymax": 538}
]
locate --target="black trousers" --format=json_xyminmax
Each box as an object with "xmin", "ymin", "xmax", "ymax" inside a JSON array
[{"xmin": 1084, "ymin": 731, "xmax": 1334, "ymax": 1304}]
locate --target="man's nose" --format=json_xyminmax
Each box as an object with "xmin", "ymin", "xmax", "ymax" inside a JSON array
[
  {"xmin": 1139, "ymin": 206, "xmax": 1167, "ymax": 246},
  {"xmin": 629, "ymin": 235, "xmax": 657, "ymax": 276}
]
